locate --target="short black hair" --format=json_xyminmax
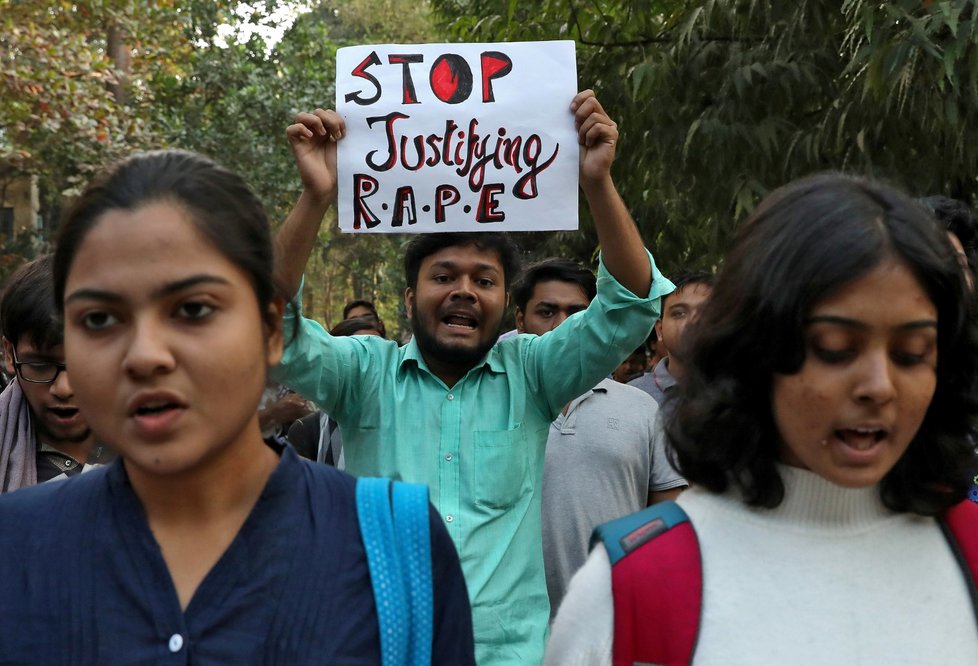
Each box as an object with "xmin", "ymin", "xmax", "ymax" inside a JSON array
[
  {"xmin": 511, "ymin": 258, "xmax": 596, "ymax": 313},
  {"xmin": 403, "ymin": 232, "xmax": 520, "ymax": 291},
  {"xmin": 330, "ymin": 316, "xmax": 383, "ymax": 338},
  {"xmin": 661, "ymin": 270, "xmax": 714, "ymax": 309},
  {"xmin": 667, "ymin": 173, "xmax": 978, "ymax": 516},
  {"xmin": 0, "ymin": 255, "xmax": 62, "ymax": 350},
  {"xmin": 342, "ymin": 299, "xmax": 377, "ymax": 319}
]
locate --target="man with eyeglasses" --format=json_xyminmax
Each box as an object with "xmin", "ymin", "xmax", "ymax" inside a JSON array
[{"xmin": 0, "ymin": 255, "xmax": 109, "ymax": 492}]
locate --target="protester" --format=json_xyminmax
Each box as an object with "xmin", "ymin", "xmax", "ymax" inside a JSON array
[
  {"xmin": 0, "ymin": 255, "xmax": 110, "ymax": 492},
  {"xmin": 342, "ymin": 299, "xmax": 387, "ymax": 338},
  {"xmin": 512, "ymin": 257, "xmax": 685, "ymax": 619},
  {"xmin": 0, "ymin": 150, "xmax": 475, "ymax": 663},
  {"xmin": 330, "ymin": 315, "xmax": 384, "ymax": 338},
  {"xmin": 611, "ymin": 345, "xmax": 649, "ymax": 383},
  {"xmin": 272, "ymin": 90, "xmax": 673, "ymax": 664},
  {"xmin": 629, "ymin": 271, "xmax": 713, "ymax": 404},
  {"xmin": 546, "ymin": 173, "xmax": 978, "ymax": 664}
]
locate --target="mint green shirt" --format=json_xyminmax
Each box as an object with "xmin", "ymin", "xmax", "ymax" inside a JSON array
[{"xmin": 272, "ymin": 252, "xmax": 672, "ymax": 665}]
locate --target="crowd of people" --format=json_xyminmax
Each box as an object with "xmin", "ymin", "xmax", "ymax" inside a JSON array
[{"xmin": 0, "ymin": 88, "xmax": 977, "ymax": 665}]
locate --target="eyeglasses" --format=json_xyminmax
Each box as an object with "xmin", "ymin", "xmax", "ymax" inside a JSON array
[{"xmin": 10, "ymin": 349, "xmax": 67, "ymax": 384}]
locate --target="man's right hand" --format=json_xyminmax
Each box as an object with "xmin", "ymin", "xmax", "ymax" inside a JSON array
[{"xmin": 286, "ymin": 109, "xmax": 346, "ymax": 204}]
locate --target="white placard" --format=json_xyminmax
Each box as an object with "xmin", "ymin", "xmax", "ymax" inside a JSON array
[{"xmin": 335, "ymin": 41, "xmax": 578, "ymax": 233}]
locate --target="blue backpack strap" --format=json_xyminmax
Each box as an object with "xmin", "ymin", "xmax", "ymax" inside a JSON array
[
  {"xmin": 591, "ymin": 500, "xmax": 692, "ymax": 565},
  {"xmin": 356, "ymin": 477, "xmax": 409, "ymax": 666},
  {"xmin": 392, "ymin": 482, "xmax": 433, "ymax": 665}
]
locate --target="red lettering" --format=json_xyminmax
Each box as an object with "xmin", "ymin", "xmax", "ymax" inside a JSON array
[
  {"xmin": 345, "ymin": 51, "xmax": 382, "ymax": 106},
  {"xmin": 480, "ymin": 51, "xmax": 512, "ymax": 103},
  {"xmin": 476, "ymin": 184, "xmax": 506, "ymax": 223},
  {"xmin": 387, "ymin": 54, "xmax": 424, "ymax": 104},
  {"xmin": 435, "ymin": 185, "xmax": 461, "ymax": 223},
  {"xmin": 353, "ymin": 174, "xmax": 381, "ymax": 229},
  {"xmin": 429, "ymin": 54, "xmax": 473, "ymax": 104}
]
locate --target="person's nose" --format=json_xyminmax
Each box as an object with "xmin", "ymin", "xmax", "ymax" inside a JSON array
[
  {"xmin": 854, "ymin": 349, "xmax": 897, "ymax": 406},
  {"xmin": 450, "ymin": 276, "xmax": 477, "ymax": 302},
  {"xmin": 49, "ymin": 367, "xmax": 74, "ymax": 400},
  {"xmin": 122, "ymin": 318, "xmax": 176, "ymax": 379}
]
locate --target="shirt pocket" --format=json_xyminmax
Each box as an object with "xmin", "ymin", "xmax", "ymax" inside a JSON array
[{"xmin": 473, "ymin": 425, "xmax": 530, "ymax": 510}]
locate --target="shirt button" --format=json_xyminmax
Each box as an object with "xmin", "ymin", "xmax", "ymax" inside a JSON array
[
  {"xmin": 445, "ymin": 514, "xmax": 454, "ymax": 523},
  {"xmin": 64, "ymin": 460, "xmax": 72, "ymax": 467},
  {"xmin": 168, "ymin": 633, "xmax": 183, "ymax": 652},
  {"xmin": 445, "ymin": 453, "xmax": 453, "ymax": 461},
  {"xmin": 447, "ymin": 393, "xmax": 454, "ymax": 401}
]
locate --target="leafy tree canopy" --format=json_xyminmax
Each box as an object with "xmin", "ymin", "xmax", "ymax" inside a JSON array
[{"xmin": 432, "ymin": 0, "xmax": 978, "ymax": 272}]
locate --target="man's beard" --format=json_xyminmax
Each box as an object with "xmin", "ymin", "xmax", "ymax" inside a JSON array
[
  {"xmin": 410, "ymin": 308, "xmax": 500, "ymax": 370},
  {"xmin": 38, "ymin": 423, "xmax": 92, "ymax": 447}
]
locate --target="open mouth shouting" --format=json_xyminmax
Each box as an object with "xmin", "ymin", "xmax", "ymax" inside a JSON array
[{"xmin": 441, "ymin": 310, "xmax": 480, "ymax": 334}]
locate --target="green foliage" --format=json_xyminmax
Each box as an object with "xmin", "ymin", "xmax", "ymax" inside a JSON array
[
  {"xmin": 0, "ymin": 0, "xmax": 245, "ymax": 238},
  {"xmin": 1, "ymin": 1, "xmax": 440, "ymax": 334},
  {"xmin": 431, "ymin": 0, "xmax": 978, "ymax": 273}
]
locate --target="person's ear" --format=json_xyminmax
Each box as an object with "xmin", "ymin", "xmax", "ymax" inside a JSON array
[
  {"xmin": 2, "ymin": 337, "xmax": 15, "ymax": 376},
  {"xmin": 515, "ymin": 309, "xmax": 526, "ymax": 333},
  {"xmin": 655, "ymin": 319, "xmax": 664, "ymax": 342},
  {"xmin": 264, "ymin": 297, "xmax": 285, "ymax": 367},
  {"xmin": 404, "ymin": 287, "xmax": 415, "ymax": 319}
]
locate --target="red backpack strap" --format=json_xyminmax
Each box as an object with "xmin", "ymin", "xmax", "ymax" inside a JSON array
[
  {"xmin": 591, "ymin": 501, "xmax": 702, "ymax": 666},
  {"xmin": 940, "ymin": 500, "xmax": 978, "ymax": 626}
]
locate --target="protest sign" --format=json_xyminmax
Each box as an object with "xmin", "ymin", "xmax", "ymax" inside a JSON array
[{"xmin": 335, "ymin": 40, "xmax": 578, "ymax": 233}]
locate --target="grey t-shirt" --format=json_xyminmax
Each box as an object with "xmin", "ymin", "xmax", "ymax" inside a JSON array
[{"xmin": 541, "ymin": 378, "xmax": 686, "ymax": 618}]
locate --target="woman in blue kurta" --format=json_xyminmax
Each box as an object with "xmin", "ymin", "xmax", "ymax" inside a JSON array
[{"xmin": 0, "ymin": 150, "xmax": 474, "ymax": 664}]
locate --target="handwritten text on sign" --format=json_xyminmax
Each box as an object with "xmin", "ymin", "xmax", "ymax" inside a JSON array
[{"xmin": 336, "ymin": 41, "xmax": 578, "ymax": 233}]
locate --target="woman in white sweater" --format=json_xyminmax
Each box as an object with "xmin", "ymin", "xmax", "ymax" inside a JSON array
[{"xmin": 546, "ymin": 173, "xmax": 978, "ymax": 665}]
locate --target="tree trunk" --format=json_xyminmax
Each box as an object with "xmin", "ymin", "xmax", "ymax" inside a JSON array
[{"xmin": 106, "ymin": 21, "xmax": 131, "ymax": 105}]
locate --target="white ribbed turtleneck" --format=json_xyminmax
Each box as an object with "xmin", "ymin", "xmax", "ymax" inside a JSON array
[{"xmin": 545, "ymin": 465, "xmax": 978, "ymax": 665}]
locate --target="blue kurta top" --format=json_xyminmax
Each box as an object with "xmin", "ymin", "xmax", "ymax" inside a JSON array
[{"xmin": 0, "ymin": 442, "xmax": 474, "ymax": 665}]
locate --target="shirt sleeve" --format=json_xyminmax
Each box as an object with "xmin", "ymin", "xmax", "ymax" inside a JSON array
[
  {"xmin": 270, "ymin": 279, "xmax": 373, "ymax": 420},
  {"xmin": 429, "ymin": 504, "xmax": 477, "ymax": 665},
  {"xmin": 544, "ymin": 544, "xmax": 614, "ymax": 666},
  {"xmin": 521, "ymin": 249, "xmax": 675, "ymax": 420},
  {"xmin": 649, "ymin": 405, "xmax": 687, "ymax": 491}
]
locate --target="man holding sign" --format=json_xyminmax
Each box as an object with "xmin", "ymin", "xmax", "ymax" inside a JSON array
[{"xmin": 273, "ymin": 42, "xmax": 673, "ymax": 666}]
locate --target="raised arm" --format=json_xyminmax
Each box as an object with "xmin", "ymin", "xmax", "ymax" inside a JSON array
[
  {"xmin": 275, "ymin": 109, "xmax": 346, "ymax": 296},
  {"xmin": 572, "ymin": 90, "xmax": 651, "ymax": 298}
]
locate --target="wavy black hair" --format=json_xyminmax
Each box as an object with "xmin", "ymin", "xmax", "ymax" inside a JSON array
[{"xmin": 667, "ymin": 173, "xmax": 978, "ymax": 516}]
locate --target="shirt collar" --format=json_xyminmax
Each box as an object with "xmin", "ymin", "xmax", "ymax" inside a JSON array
[
  {"xmin": 565, "ymin": 377, "xmax": 612, "ymax": 412},
  {"xmin": 398, "ymin": 335, "xmax": 507, "ymax": 379},
  {"xmin": 653, "ymin": 357, "xmax": 678, "ymax": 392}
]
